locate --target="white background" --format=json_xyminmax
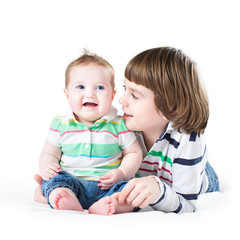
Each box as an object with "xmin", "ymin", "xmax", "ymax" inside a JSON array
[{"xmin": 0, "ymin": 0, "xmax": 239, "ymax": 238}]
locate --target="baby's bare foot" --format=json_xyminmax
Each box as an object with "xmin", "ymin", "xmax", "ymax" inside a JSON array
[
  {"xmin": 88, "ymin": 196, "xmax": 115, "ymax": 216},
  {"xmin": 49, "ymin": 188, "xmax": 83, "ymax": 211}
]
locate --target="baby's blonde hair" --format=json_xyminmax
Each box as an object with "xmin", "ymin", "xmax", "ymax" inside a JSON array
[{"xmin": 65, "ymin": 49, "xmax": 115, "ymax": 89}]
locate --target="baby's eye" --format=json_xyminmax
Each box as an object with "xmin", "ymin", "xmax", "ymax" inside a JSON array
[
  {"xmin": 77, "ymin": 85, "xmax": 85, "ymax": 90},
  {"xmin": 97, "ymin": 85, "xmax": 105, "ymax": 90}
]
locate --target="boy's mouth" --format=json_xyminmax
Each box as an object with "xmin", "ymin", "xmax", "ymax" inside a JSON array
[
  {"xmin": 123, "ymin": 113, "xmax": 133, "ymax": 119},
  {"xmin": 83, "ymin": 102, "xmax": 98, "ymax": 107}
]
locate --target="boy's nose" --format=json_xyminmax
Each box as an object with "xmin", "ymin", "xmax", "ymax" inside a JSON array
[{"xmin": 119, "ymin": 93, "xmax": 128, "ymax": 106}]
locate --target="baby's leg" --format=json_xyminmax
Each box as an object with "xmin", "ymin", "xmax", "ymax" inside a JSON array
[
  {"xmin": 34, "ymin": 174, "xmax": 47, "ymax": 204},
  {"xmin": 34, "ymin": 184, "xmax": 47, "ymax": 204},
  {"xmin": 49, "ymin": 187, "xmax": 83, "ymax": 211},
  {"xmin": 88, "ymin": 193, "xmax": 134, "ymax": 216}
]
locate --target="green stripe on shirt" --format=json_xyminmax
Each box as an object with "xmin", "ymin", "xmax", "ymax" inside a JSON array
[
  {"xmin": 61, "ymin": 143, "xmax": 121, "ymax": 158},
  {"xmin": 147, "ymin": 150, "xmax": 173, "ymax": 167},
  {"xmin": 73, "ymin": 161, "xmax": 121, "ymax": 177}
]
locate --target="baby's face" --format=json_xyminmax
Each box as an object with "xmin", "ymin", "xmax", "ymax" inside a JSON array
[{"xmin": 64, "ymin": 64, "xmax": 115, "ymax": 127}]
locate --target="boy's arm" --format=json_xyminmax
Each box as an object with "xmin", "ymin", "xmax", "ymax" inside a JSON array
[
  {"xmin": 39, "ymin": 140, "xmax": 62, "ymax": 181},
  {"xmin": 98, "ymin": 139, "xmax": 142, "ymax": 189},
  {"xmin": 119, "ymin": 135, "xmax": 207, "ymax": 213}
]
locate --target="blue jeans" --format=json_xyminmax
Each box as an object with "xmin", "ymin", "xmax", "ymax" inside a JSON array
[
  {"xmin": 205, "ymin": 161, "xmax": 220, "ymax": 192},
  {"xmin": 42, "ymin": 171, "xmax": 127, "ymax": 209}
]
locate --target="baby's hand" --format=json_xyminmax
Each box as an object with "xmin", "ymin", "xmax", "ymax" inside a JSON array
[
  {"xmin": 98, "ymin": 169, "xmax": 124, "ymax": 190},
  {"xmin": 40, "ymin": 163, "xmax": 61, "ymax": 181}
]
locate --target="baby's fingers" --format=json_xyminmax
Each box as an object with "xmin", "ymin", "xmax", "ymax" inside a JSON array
[
  {"xmin": 48, "ymin": 168, "xmax": 59, "ymax": 177},
  {"xmin": 99, "ymin": 178, "xmax": 114, "ymax": 185},
  {"xmin": 51, "ymin": 163, "xmax": 61, "ymax": 172},
  {"xmin": 42, "ymin": 164, "xmax": 60, "ymax": 181},
  {"xmin": 99, "ymin": 172, "xmax": 111, "ymax": 180},
  {"xmin": 42, "ymin": 171, "xmax": 57, "ymax": 181},
  {"xmin": 97, "ymin": 182, "xmax": 113, "ymax": 190}
]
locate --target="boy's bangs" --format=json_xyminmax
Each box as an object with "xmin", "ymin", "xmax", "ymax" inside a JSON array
[{"xmin": 124, "ymin": 57, "xmax": 155, "ymax": 92}]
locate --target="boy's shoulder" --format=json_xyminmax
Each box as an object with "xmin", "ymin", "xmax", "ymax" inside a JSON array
[{"xmin": 165, "ymin": 123, "xmax": 206, "ymax": 146}]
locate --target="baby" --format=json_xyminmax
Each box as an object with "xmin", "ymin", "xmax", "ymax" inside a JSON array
[{"xmin": 39, "ymin": 50, "xmax": 142, "ymax": 215}]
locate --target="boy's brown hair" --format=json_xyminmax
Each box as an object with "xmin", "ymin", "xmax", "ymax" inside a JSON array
[
  {"xmin": 125, "ymin": 47, "xmax": 209, "ymax": 135},
  {"xmin": 65, "ymin": 49, "xmax": 115, "ymax": 89}
]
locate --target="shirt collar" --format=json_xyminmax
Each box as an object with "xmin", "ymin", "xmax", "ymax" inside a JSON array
[
  {"xmin": 98, "ymin": 105, "xmax": 118, "ymax": 122},
  {"xmin": 162, "ymin": 121, "xmax": 174, "ymax": 135},
  {"xmin": 66, "ymin": 107, "xmax": 78, "ymax": 124},
  {"xmin": 135, "ymin": 121, "xmax": 175, "ymax": 150},
  {"xmin": 65, "ymin": 105, "xmax": 118, "ymax": 124}
]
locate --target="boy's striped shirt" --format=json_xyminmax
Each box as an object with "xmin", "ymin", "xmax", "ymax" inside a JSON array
[{"xmin": 136, "ymin": 122, "xmax": 209, "ymax": 213}]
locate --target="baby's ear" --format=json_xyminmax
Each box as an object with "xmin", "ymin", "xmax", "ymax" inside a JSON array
[
  {"xmin": 64, "ymin": 88, "xmax": 69, "ymax": 99},
  {"xmin": 112, "ymin": 89, "xmax": 117, "ymax": 100}
]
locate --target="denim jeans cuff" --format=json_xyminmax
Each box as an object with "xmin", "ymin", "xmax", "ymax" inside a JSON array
[{"xmin": 42, "ymin": 180, "xmax": 76, "ymax": 208}]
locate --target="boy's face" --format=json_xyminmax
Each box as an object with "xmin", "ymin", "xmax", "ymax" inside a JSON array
[
  {"xmin": 119, "ymin": 78, "xmax": 169, "ymax": 135},
  {"xmin": 64, "ymin": 64, "xmax": 115, "ymax": 126}
]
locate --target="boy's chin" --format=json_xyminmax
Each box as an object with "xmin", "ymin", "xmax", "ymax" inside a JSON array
[{"xmin": 125, "ymin": 119, "xmax": 136, "ymax": 131}]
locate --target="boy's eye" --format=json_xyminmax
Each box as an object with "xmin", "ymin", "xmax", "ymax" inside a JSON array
[
  {"xmin": 97, "ymin": 85, "xmax": 105, "ymax": 90},
  {"xmin": 132, "ymin": 93, "xmax": 138, "ymax": 99},
  {"xmin": 122, "ymin": 84, "xmax": 138, "ymax": 99},
  {"xmin": 77, "ymin": 85, "xmax": 85, "ymax": 89}
]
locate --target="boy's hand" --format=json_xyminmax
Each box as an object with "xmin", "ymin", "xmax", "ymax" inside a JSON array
[
  {"xmin": 118, "ymin": 176, "xmax": 160, "ymax": 209},
  {"xmin": 98, "ymin": 169, "xmax": 124, "ymax": 190},
  {"xmin": 40, "ymin": 163, "xmax": 61, "ymax": 181}
]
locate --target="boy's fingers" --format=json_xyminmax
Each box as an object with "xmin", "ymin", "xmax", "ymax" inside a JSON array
[
  {"xmin": 118, "ymin": 180, "xmax": 135, "ymax": 204},
  {"xmin": 138, "ymin": 196, "xmax": 152, "ymax": 209}
]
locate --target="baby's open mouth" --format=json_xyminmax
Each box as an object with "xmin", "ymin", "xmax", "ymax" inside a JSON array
[{"xmin": 83, "ymin": 102, "xmax": 98, "ymax": 107}]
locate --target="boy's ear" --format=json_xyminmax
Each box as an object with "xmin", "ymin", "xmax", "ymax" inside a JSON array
[
  {"xmin": 163, "ymin": 115, "xmax": 168, "ymax": 121},
  {"xmin": 64, "ymin": 88, "xmax": 69, "ymax": 99},
  {"xmin": 112, "ymin": 89, "xmax": 117, "ymax": 100}
]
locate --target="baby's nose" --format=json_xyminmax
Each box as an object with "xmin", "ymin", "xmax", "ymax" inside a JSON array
[{"xmin": 85, "ymin": 88, "xmax": 95, "ymax": 98}]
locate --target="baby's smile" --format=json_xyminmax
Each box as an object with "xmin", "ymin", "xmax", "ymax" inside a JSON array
[{"xmin": 83, "ymin": 102, "xmax": 98, "ymax": 107}]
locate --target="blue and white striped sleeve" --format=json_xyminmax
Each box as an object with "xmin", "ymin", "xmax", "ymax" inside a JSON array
[{"xmin": 150, "ymin": 133, "xmax": 208, "ymax": 213}]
